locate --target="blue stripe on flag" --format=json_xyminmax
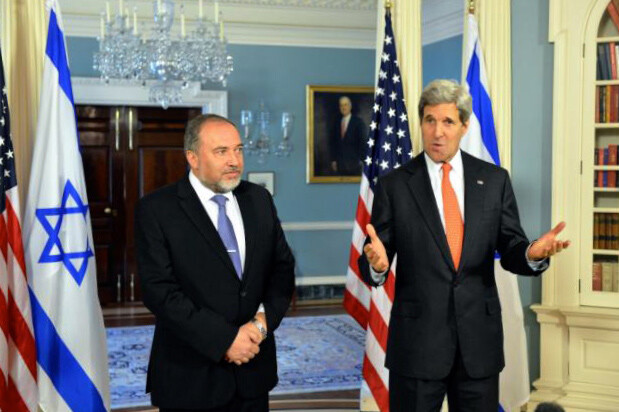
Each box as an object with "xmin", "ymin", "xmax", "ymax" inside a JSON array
[
  {"xmin": 46, "ymin": 9, "xmax": 75, "ymax": 106},
  {"xmin": 465, "ymin": 44, "xmax": 501, "ymax": 166},
  {"xmin": 29, "ymin": 288, "xmax": 107, "ymax": 412}
]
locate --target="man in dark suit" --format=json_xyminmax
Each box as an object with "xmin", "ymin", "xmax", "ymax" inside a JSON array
[
  {"xmin": 329, "ymin": 95, "xmax": 366, "ymax": 175},
  {"xmin": 135, "ymin": 114, "xmax": 295, "ymax": 411},
  {"xmin": 360, "ymin": 79, "xmax": 570, "ymax": 412}
]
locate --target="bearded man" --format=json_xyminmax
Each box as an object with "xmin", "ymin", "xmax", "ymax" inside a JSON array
[{"xmin": 135, "ymin": 114, "xmax": 295, "ymax": 412}]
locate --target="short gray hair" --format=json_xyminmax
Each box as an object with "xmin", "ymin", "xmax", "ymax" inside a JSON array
[
  {"xmin": 418, "ymin": 79, "xmax": 472, "ymax": 124},
  {"xmin": 184, "ymin": 114, "xmax": 237, "ymax": 152}
]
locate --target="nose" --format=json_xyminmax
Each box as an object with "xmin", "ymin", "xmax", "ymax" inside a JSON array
[
  {"xmin": 434, "ymin": 122, "xmax": 445, "ymax": 139},
  {"xmin": 227, "ymin": 149, "xmax": 241, "ymax": 166}
]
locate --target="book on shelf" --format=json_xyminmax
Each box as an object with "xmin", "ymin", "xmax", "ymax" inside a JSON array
[
  {"xmin": 613, "ymin": 213, "xmax": 619, "ymax": 249},
  {"xmin": 602, "ymin": 262, "xmax": 614, "ymax": 291},
  {"xmin": 592, "ymin": 261, "xmax": 619, "ymax": 292},
  {"xmin": 593, "ymin": 213, "xmax": 619, "ymax": 249},
  {"xmin": 593, "ymin": 262, "xmax": 603, "ymax": 291},
  {"xmin": 610, "ymin": 144, "xmax": 618, "ymax": 164}
]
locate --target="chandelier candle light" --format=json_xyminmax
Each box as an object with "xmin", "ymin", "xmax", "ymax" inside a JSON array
[{"xmin": 94, "ymin": 0, "xmax": 233, "ymax": 109}]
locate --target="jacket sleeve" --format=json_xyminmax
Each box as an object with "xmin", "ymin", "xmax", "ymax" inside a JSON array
[
  {"xmin": 357, "ymin": 178, "xmax": 396, "ymax": 287},
  {"xmin": 496, "ymin": 170, "xmax": 546, "ymax": 276},
  {"xmin": 262, "ymin": 194, "xmax": 296, "ymax": 333},
  {"xmin": 135, "ymin": 198, "xmax": 239, "ymax": 363}
]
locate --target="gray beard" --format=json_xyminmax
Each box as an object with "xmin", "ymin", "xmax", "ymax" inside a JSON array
[{"xmin": 211, "ymin": 176, "xmax": 241, "ymax": 193}]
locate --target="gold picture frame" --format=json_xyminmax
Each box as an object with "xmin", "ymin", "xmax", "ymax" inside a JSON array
[{"xmin": 307, "ymin": 85, "xmax": 374, "ymax": 183}]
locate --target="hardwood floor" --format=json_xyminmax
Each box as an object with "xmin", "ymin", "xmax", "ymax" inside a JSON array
[{"xmin": 107, "ymin": 300, "xmax": 361, "ymax": 411}]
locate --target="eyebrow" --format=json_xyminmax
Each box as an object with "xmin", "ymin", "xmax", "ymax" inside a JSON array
[{"xmin": 213, "ymin": 143, "xmax": 244, "ymax": 150}]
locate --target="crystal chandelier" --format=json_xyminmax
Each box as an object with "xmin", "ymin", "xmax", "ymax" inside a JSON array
[{"xmin": 94, "ymin": 0, "xmax": 233, "ymax": 109}]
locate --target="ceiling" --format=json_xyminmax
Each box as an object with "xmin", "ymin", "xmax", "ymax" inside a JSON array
[{"xmin": 58, "ymin": 0, "xmax": 464, "ymax": 49}]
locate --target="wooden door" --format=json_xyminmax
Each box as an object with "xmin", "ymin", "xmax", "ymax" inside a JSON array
[
  {"xmin": 124, "ymin": 106, "xmax": 201, "ymax": 303},
  {"xmin": 77, "ymin": 105, "xmax": 125, "ymax": 305},
  {"xmin": 77, "ymin": 104, "xmax": 200, "ymax": 306}
]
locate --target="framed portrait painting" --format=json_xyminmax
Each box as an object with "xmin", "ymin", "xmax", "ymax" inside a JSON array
[{"xmin": 307, "ymin": 85, "xmax": 374, "ymax": 183}]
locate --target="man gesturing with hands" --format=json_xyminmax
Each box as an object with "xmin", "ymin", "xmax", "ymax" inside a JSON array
[
  {"xmin": 358, "ymin": 80, "xmax": 569, "ymax": 412},
  {"xmin": 136, "ymin": 114, "xmax": 295, "ymax": 412}
]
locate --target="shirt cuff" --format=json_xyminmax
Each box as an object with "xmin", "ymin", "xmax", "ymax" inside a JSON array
[
  {"xmin": 369, "ymin": 264, "xmax": 388, "ymax": 285},
  {"xmin": 525, "ymin": 242, "xmax": 549, "ymax": 271},
  {"xmin": 256, "ymin": 304, "xmax": 265, "ymax": 314}
]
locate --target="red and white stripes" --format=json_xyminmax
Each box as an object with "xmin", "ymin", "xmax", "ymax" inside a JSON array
[
  {"xmin": 344, "ymin": 175, "xmax": 394, "ymax": 412},
  {"xmin": 0, "ymin": 187, "xmax": 37, "ymax": 411}
]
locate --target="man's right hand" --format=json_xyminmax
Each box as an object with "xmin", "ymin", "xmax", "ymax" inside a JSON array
[
  {"xmin": 225, "ymin": 323, "xmax": 262, "ymax": 366},
  {"xmin": 363, "ymin": 224, "xmax": 389, "ymax": 273}
]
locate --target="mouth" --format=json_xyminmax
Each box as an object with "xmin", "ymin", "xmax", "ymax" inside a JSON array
[{"xmin": 223, "ymin": 170, "xmax": 241, "ymax": 178}]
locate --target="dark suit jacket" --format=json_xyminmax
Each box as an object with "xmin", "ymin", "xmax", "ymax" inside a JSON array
[
  {"xmin": 330, "ymin": 115, "xmax": 366, "ymax": 175},
  {"xmin": 135, "ymin": 175, "xmax": 295, "ymax": 409},
  {"xmin": 358, "ymin": 151, "xmax": 545, "ymax": 380}
]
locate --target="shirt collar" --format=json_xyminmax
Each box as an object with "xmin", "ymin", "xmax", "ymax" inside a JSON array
[
  {"xmin": 424, "ymin": 149, "xmax": 463, "ymax": 177},
  {"xmin": 188, "ymin": 171, "xmax": 235, "ymax": 204}
]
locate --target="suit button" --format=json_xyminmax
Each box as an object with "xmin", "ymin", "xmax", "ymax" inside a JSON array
[{"xmin": 240, "ymin": 291, "xmax": 247, "ymax": 297}]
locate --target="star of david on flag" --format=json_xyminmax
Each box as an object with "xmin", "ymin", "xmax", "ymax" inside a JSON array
[{"xmin": 36, "ymin": 180, "xmax": 94, "ymax": 286}]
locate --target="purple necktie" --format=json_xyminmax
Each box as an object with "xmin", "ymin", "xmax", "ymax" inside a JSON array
[{"xmin": 211, "ymin": 195, "xmax": 242, "ymax": 279}]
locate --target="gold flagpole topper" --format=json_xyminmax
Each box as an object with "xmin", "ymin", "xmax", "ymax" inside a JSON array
[{"xmin": 468, "ymin": 0, "xmax": 475, "ymax": 14}]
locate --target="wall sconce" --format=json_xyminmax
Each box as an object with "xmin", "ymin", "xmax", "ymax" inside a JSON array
[{"xmin": 240, "ymin": 101, "xmax": 294, "ymax": 164}]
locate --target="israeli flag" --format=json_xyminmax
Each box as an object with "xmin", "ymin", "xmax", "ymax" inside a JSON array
[
  {"xmin": 23, "ymin": 1, "xmax": 110, "ymax": 410},
  {"xmin": 461, "ymin": 14, "xmax": 530, "ymax": 412}
]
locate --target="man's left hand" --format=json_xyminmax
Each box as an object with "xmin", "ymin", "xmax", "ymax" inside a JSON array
[{"xmin": 527, "ymin": 221, "xmax": 571, "ymax": 261}]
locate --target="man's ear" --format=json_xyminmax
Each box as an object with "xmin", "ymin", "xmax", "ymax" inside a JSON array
[
  {"xmin": 186, "ymin": 150, "xmax": 197, "ymax": 170},
  {"xmin": 462, "ymin": 120, "xmax": 470, "ymax": 133}
]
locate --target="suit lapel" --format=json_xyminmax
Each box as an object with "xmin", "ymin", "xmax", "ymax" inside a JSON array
[
  {"xmin": 458, "ymin": 152, "xmax": 485, "ymax": 274},
  {"xmin": 234, "ymin": 183, "xmax": 257, "ymax": 286},
  {"xmin": 177, "ymin": 176, "xmax": 239, "ymax": 280},
  {"xmin": 406, "ymin": 155, "xmax": 455, "ymax": 271}
]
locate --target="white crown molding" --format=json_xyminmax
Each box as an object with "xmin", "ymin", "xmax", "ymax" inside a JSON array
[
  {"xmin": 422, "ymin": 9, "xmax": 463, "ymax": 46},
  {"xmin": 59, "ymin": 0, "xmax": 460, "ymax": 49},
  {"xmin": 216, "ymin": 0, "xmax": 375, "ymax": 10},
  {"xmin": 296, "ymin": 275, "xmax": 347, "ymax": 286},
  {"xmin": 281, "ymin": 221, "xmax": 354, "ymax": 231},
  {"xmin": 71, "ymin": 77, "xmax": 228, "ymax": 115},
  {"xmin": 63, "ymin": 15, "xmax": 375, "ymax": 49},
  {"xmin": 421, "ymin": 0, "xmax": 463, "ymax": 45}
]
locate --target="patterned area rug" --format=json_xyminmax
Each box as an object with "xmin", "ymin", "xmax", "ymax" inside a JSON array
[{"xmin": 108, "ymin": 314, "xmax": 364, "ymax": 409}]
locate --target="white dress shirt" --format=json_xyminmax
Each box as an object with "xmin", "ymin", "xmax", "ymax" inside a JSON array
[
  {"xmin": 341, "ymin": 113, "xmax": 351, "ymax": 136},
  {"xmin": 189, "ymin": 171, "xmax": 246, "ymax": 271}
]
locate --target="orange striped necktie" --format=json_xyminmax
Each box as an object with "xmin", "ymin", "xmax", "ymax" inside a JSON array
[{"xmin": 441, "ymin": 162, "xmax": 463, "ymax": 270}]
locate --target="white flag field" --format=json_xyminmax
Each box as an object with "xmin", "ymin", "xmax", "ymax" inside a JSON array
[
  {"xmin": 460, "ymin": 13, "xmax": 530, "ymax": 412},
  {"xmin": 23, "ymin": 0, "xmax": 110, "ymax": 410}
]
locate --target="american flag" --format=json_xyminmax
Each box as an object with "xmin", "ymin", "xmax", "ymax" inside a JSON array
[
  {"xmin": 0, "ymin": 50, "xmax": 38, "ymax": 410},
  {"xmin": 343, "ymin": 10, "xmax": 412, "ymax": 412}
]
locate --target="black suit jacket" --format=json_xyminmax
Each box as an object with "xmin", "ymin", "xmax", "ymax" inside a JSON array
[
  {"xmin": 358, "ymin": 151, "xmax": 545, "ymax": 380},
  {"xmin": 330, "ymin": 115, "xmax": 366, "ymax": 175},
  {"xmin": 135, "ymin": 176, "xmax": 295, "ymax": 409}
]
